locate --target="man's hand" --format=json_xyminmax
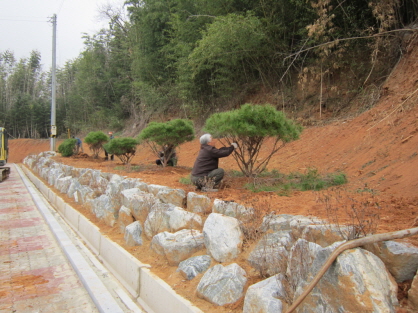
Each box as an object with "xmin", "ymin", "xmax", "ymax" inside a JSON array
[{"xmin": 231, "ymin": 142, "xmax": 238, "ymax": 149}]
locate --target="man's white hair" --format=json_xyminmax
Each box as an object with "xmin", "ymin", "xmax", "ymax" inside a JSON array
[{"xmin": 200, "ymin": 134, "xmax": 212, "ymax": 144}]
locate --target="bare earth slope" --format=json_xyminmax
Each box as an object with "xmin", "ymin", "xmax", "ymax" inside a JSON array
[{"xmin": 8, "ymin": 40, "xmax": 418, "ymax": 312}]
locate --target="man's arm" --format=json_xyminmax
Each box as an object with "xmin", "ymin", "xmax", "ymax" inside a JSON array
[{"xmin": 209, "ymin": 145, "xmax": 234, "ymax": 158}]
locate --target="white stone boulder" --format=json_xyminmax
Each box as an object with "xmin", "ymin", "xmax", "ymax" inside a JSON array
[
  {"xmin": 56, "ymin": 176, "xmax": 72, "ymax": 194},
  {"xmin": 203, "ymin": 213, "xmax": 243, "ymax": 262},
  {"xmin": 248, "ymin": 231, "xmax": 293, "ymax": 277},
  {"xmin": 118, "ymin": 205, "xmax": 134, "ymax": 234},
  {"xmin": 187, "ymin": 192, "xmax": 212, "ymax": 214},
  {"xmin": 124, "ymin": 221, "xmax": 143, "ymax": 246},
  {"xmin": 243, "ymin": 274, "xmax": 287, "ymax": 313},
  {"xmin": 150, "ymin": 229, "xmax": 205, "ymax": 265},
  {"xmin": 121, "ymin": 188, "xmax": 160, "ymax": 223},
  {"xmin": 212, "ymin": 199, "xmax": 254, "ymax": 220},
  {"xmin": 197, "ymin": 263, "xmax": 247, "ymax": 306},
  {"xmin": 167, "ymin": 207, "xmax": 202, "ymax": 232},
  {"xmin": 144, "ymin": 203, "xmax": 173, "ymax": 239},
  {"xmin": 290, "ymin": 239, "xmax": 398, "ymax": 312},
  {"xmin": 177, "ymin": 255, "xmax": 212, "ymax": 280},
  {"xmin": 156, "ymin": 188, "xmax": 186, "ymax": 208},
  {"xmin": 364, "ymin": 240, "xmax": 418, "ymax": 282}
]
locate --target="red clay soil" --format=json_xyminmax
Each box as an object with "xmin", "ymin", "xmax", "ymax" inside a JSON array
[{"xmin": 7, "ymin": 41, "xmax": 418, "ymax": 313}]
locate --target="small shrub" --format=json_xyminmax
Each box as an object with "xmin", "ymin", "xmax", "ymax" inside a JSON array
[
  {"xmin": 58, "ymin": 139, "xmax": 77, "ymax": 157},
  {"xmin": 204, "ymin": 103, "xmax": 302, "ymax": 176},
  {"xmin": 138, "ymin": 119, "xmax": 195, "ymax": 167},
  {"xmin": 103, "ymin": 137, "xmax": 139, "ymax": 164}
]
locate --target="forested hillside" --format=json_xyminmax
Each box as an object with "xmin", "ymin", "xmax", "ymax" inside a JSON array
[{"xmin": 1, "ymin": 0, "xmax": 417, "ymax": 138}]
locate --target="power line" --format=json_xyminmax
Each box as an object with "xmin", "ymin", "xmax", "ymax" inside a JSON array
[
  {"xmin": 57, "ymin": 0, "xmax": 66, "ymax": 15},
  {"xmin": 0, "ymin": 18, "xmax": 47, "ymax": 22}
]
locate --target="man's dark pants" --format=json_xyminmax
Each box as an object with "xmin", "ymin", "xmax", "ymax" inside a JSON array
[{"xmin": 191, "ymin": 168, "xmax": 224, "ymax": 189}]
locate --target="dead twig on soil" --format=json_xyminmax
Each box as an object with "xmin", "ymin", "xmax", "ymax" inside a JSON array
[
  {"xmin": 286, "ymin": 227, "xmax": 418, "ymax": 313},
  {"xmin": 367, "ymin": 87, "xmax": 418, "ymax": 131}
]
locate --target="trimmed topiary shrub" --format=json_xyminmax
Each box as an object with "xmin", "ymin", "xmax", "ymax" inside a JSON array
[
  {"xmin": 138, "ymin": 119, "xmax": 195, "ymax": 167},
  {"xmin": 84, "ymin": 131, "xmax": 109, "ymax": 159},
  {"xmin": 58, "ymin": 138, "xmax": 77, "ymax": 157},
  {"xmin": 204, "ymin": 103, "xmax": 302, "ymax": 176},
  {"xmin": 103, "ymin": 137, "xmax": 139, "ymax": 164}
]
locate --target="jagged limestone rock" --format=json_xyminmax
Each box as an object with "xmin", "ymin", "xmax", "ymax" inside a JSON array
[
  {"xmin": 121, "ymin": 188, "xmax": 160, "ymax": 223},
  {"xmin": 243, "ymin": 274, "xmax": 287, "ymax": 313},
  {"xmin": 156, "ymin": 188, "xmax": 186, "ymax": 208},
  {"xmin": 212, "ymin": 199, "xmax": 254, "ymax": 220},
  {"xmin": 89, "ymin": 194, "xmax": 117, "ymax": 227},
  {"xmin": 248, "ymin": 231, "xmax": 293, "ymax": 277},
  {"xmin": 144, "ymin": 202, "xmax": 173, "ymax": 239},
  {"xmin": 118, "ymin": 205, "xmax": 135, "ymax": 234},
  {"xmin": 124, "ymin": 221, "xmax": 143, "ymax": 246},
  {"xmin": 364, "ymin": 240, "xmax": 418, "ymax": 282},
  {"xmin": 177, "ymin": 255, "xmax": 212, "ymax": 280},
  {"xmin": 203, "ymin": 213, "xmax": 243, "ymax": 263},
  {"xmin": 197, "ymin": 263, "xmax": 247, "ymax": 306},
  {"xmin": 151, "ymin": 229, "xmax": 204, "ymax": 265},
  {"xmin": 292, "ymin": 242, "xmax": 398, "ymax": 312},
  {"xmin": 55, "ymin": 175, "xmax": 72, "ymax": 194},
  {"xmin": 67, "ymin": 178, "xmax": 82, "ymax": 198},
  {"xmin": 166, "ymin": 206, "xmax": 202, "ymax": 232},
  {"xmin": 147, "ymin": 184, "xmax": 170, "ymax": 196},
  {"xmin": 187, "ymin": 192, "xmax": 212, "ymax": 214},
  {"xmin": 408, "ymin": 269, "xmax": 418, "ymax": 309}
]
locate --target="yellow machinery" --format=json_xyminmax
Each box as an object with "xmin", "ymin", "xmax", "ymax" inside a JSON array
[{"xmin": 0, "ymin": 127, "xmax": 10, "ymax": 181}]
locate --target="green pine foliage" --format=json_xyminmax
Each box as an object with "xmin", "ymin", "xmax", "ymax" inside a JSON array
[
  {"xmin": 84, "ymin": 131, "xmax": 109, "ymax": 159},
  {"xmin": 58, "ymin": 138, "xmax": 77, "ymax": 157},
  {"xmin": 139, "ymin": 119, "xmax": 195, "ymax": 167},
  {"xmin": 204, "ymin": 104, "xmax": 302, "ymax": 176},
  {"xmin": 103, "ymin": 137, "xmax": 139, "ymax": 164}
]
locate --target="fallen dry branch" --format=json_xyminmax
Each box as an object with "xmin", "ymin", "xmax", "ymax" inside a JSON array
[{"xmin": 286, "ymin": 227, "xmax": 418, "ymax": 313}]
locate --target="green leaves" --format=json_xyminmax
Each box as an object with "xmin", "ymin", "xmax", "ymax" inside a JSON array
[
  {"xmin": 204, "ymin": 104, "xmax": 302, "ymax": 176},
  {"xmin": 139, "ymin": 119, "xmax": 195, "ymax": 146},
  {"xmin": 84, "ymin": 131, "xmax": 109, "ymax": 159},
  {"xmin": 188, "ymin": 13, "xmax": 269, "ymax": 96},
  {"xmin": 58, "ymin": 139, "xmax": 77, "ymax": 157},
  {"xmin": 205, "ymin": 103, "xmax": 302, "ymax": 140},
  {"xmin": 139, "ymin": 119, "xmax": 195, "ymax": 167},
  {"xmin": 103, "ymin": 137, "xmax": 139, "ymax": 164}
]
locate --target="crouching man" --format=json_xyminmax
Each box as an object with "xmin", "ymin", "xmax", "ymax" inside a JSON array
[{"xmin": 191, "ymin": 133, "xmax": 237, "ymax": 191}]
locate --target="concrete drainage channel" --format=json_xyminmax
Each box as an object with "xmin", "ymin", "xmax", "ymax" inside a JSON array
[{"xmin": 19, "ymin": 164, "xmax": 203, "ymax": 313}]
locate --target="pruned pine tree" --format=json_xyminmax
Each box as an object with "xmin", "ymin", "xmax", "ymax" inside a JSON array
[
  {"xmin": 84, "ymin": 131, "xmax": 109, "ymax": 159},
  {"xmin": 204, "ymin": 103, "xmax": 302, "ymax": 177},
  {"xmin": 138, "ymin": 119, "xmax": 195, "ymax": 167},
  {"xmin": 103, "ymin": 137, "xmax": 139, "ymax": 164}
]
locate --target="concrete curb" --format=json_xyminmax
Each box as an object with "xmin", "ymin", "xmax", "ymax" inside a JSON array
[
  {"xmin": 21, "ymin": 164, "xmax": 203, "ymax": 313},
  {"xmin": 15, "ymin": 164, "xmax": 125, "ymax": 313}
]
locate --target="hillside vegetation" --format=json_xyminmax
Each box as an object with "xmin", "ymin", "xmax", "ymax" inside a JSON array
[{"xmin": 1, "ymin": 1, "xmax": 418, "ymax": 139}]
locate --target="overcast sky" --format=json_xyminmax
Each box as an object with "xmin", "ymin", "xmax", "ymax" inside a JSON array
[{"xmin": 0, "ymin": 0, "xmax": 126, "ymax": 69}]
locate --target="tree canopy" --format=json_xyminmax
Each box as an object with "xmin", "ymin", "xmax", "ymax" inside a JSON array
[
  {"xmin": 1, "ymin": 0, "xmax": 417, "ymax": 138},
  {"xmin": 138, "ymin": 119, "xmax": 195, "ymax": 167},
  {"xmin": 84, "ymin": 131, "xmax": 109, "ymax": 158},
  {"xmin": 204, "ymin": 103, "xmax": 302, "ymax": 176},
  {"xmin": 103, "ymin": 137, "xmax": 139, "ymax": 164}
]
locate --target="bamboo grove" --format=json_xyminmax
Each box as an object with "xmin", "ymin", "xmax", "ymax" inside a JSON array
[{"xmin": 1, "ymin": 0, "xmax": 417, "ymax": 138}]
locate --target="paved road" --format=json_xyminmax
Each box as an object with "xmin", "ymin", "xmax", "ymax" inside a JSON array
[{"xmin": 0, "ymin": 165, "xmax": 143, "ymax": 313}]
